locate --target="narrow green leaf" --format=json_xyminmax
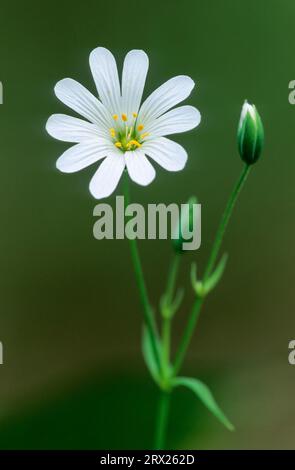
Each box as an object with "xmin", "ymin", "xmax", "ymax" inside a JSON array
[
  {"xmin": 204, "ymin": 253, "xmax": 228, "ymax": 294},
  {"xmin": 142, "ymin": 327, "xmax": 161, "ymax": 385},
  {"xmin": 160, "ymin": 288, "xmax": 184, "ymax": 319},
  {"xmin": 190, "ymin": 262, "xmax": 206, "ymax": 297},
  {"xmin": 172, "ymin": 376, "xmax": 234, "ymax": 431}
]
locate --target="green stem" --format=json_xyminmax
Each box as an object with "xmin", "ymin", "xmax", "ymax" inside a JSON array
[
  {"xmin": 165, "ymin": 254, "xmax": 181, "ymax": 305},
  {"xmin": 162, "ymin": 317, "xmax": 171, "ymax": 377},
  {"xmin": 203, "ymin": 164, "xmax": 251, "ymax": 280},
  {"xmin": 161, "ymin": 254, "xmax": 180, "ymax": 373},
  {"xmin": 173, "ymin": 296, "xmax": 204, "ymax": 376},
  {"xmin": 154, "ymin": 390, "xmax": 171, "ymax": 450},
  {"xmin": 123, "ymin": 175, "xmax": 161, "ymax": 371},
  {"xmin": 173, "ymin": 164, "xmax": 251, "ymax": 375},
  {"xmin": 154, "ymin": 253, "xmax": 180, "ymax": 448}
]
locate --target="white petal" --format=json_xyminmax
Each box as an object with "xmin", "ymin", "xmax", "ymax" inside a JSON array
[
  {"xmin": 121, "ymin": 50, "xmax": 149, "ymax": 121},
  {"xmin": 138, "ymin": 76, "xmax": 195, "ymax": 125},
  {"xmin": 89, "ymin": 151, "xmax": 125, "ymax": 199},
  {"xmin": 46, "ymin": 114, "xmax": 101, "ymax": 143},
  {"xmin": 142, "ymin": 137, "xmax": 188, "ymax": 171},
  {"xmin": 54, "ymin": 78, "xmax": 112, "ymax": 132},
  {"xmin": 145, "ymin": 106, "xmax": 201, "ymax": 137},
  {"xmin": 89, "ymin": 47, "xmax": 121, "ymax": 115},
  {"xmin": 125, "ymin": 149, "xmax": 156, "ymax": 186},
  {"xmin": 56, "ymin": 140, "xmax": 113, "ymax": 173}
]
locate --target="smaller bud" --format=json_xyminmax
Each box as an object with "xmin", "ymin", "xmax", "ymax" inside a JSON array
[
  {"xmin": 237, "ymin": 101, "xmax": 264, "ymax": 165},
  {"xmin": 173, "ymin": 196, "xmax": 198, "ymax": 254}
]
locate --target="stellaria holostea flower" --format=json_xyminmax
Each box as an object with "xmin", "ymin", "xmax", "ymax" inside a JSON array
[{"xmin": 46, "ymin": 47, "xmax": 201, "ymax": 199}]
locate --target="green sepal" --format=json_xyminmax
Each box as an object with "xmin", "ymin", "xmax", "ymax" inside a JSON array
[{"xmin": 237, "ymin": 101, "xmax": 264, "ymax": 165}]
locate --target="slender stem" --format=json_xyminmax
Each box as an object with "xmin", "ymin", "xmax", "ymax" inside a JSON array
[
  {"xmin": 153, "ymin": 253, "xmax": 180, "ymax": 449},
  {"xmin": 165, "ymin": 254, "xmax": 181, "ymax": 305},
  {"xmin": 173, "ymin": 164, "xmax": 251, "ymax": 375},
  {"xmin": 161, "ymin": 254, "xmax": 180, "ymax": 373},
  {"xmin": 173, "ymin": 297, "xmax": 204, "ymax": 375},
  {"xmin": 154, "ymin": 390, "xmax": 171, "ymax": 449},
  {"xmin": 123, "ymin": 175, "xmax": 161, "ymax": 370},
  {"xmin": 203, "ymin": 164, "xmax": 251, "ymax": 281},
  {"xmin": 162, "ymin": 317, "xmax": 171, "ymax": 375}
]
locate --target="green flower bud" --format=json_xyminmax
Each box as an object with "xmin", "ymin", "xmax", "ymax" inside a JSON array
[
  {"xmin": 173, "ymin": 196, "xmax": 198, "ymax": 254},
  {"xmin": 237, "ymin": 101, "xmax": 264, "ymax": 165}
]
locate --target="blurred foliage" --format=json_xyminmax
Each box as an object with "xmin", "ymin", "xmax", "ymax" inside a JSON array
[{"xmin": 0, "ymin": 372, "xmax": 213, "ymax": 449}]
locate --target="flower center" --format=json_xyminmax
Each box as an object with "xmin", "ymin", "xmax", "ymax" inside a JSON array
[{"xmin": 109, "ymin": 113, "xmax": 149, "ymax": 151}]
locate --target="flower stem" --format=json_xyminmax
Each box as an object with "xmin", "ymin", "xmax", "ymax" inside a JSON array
[
  {"xmin": 153, "ymin": 253, "xmax": 180, "ymax": 449},
  {"xmin": 165, "ymin": 254, "xmax": 181, "ymax": 306},
  {"xmin": 123, "ymin": 175, "xmax": 161, "ymax": 371},
  {"xmin": 161, "ymin": 254, "xmax": 180, "ymax": 372},
  {"xmin": 173, "ymin": 164, "xmax": 251, "ymax": 375},
  {"xmin": 203, "ymin": 164, "xmax": 251, "ymax": 280},
  {"xmin": 162, "ymin": 316, "xmax": 171, "ymax": 375},
  {"xmin": 154, "ymin": 390, "xmax": 171, "ymax": 449}
]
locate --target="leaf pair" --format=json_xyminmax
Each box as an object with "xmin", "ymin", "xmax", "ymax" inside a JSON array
[
  {"xmin": 142, "ymin": 328, "xmax": 234, "ymax": 432},
  {"xmin": 160, "ymin": 288, "xmax": 184, "ymax": 319},
  {"xmin": 172, "ymin": 377, "xmax": 234, "ymax": 431},
  {"xmin": 191, "ymin": 253, "xmax": 228, "ymax": 298}
]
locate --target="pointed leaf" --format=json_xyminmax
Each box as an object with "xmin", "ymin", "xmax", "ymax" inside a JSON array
[
  {"xmin": 172, "ymin": 376, "xmax": 234, "ymax": 431},
  {"xmin": 204, "ymin": 253, "xmax": 228, "ymax": 294}
]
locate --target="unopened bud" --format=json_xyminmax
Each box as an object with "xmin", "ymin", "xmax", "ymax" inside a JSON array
[
  {"xmin": 237, "ymin": 101, "xmax": 264, "ymax": 165},
  {"xmin": 173, "ymin": 196, "xmax": 198, "ymax": 254}
]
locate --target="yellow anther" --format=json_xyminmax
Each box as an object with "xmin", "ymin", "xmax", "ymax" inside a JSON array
[
  {"xmin": 138, "ymin": 124, "xmax": 144, "ymax": 131},
  {"xmin": 140, "ymin": 132, "xmax": 150, "ymax": 139},
  {"xmin": 113, "ymin": 114, "xmax": 118, "ymax": 121},
  {"xmin": 109, "ymin": 128, "xmax": 116, "ymax": 137},
  {"xmin": 132, "ymin": 112, "xmax": 138, "ymax": 118},
  {"xmin": 115, "ymin": 142, "xmax": 122, "ymax": 148},
  {"xmin": 127, "ymin": 139, "xmax": 141, "ymax": 148},
  {"xmin": 122, "ymin": 113, "xmax": 128, "ymax": 122}
]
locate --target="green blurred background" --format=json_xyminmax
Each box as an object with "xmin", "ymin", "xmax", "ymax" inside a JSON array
[{"xmin": 0, "ymin": 0, "xmax": 294, "ymax": 449}]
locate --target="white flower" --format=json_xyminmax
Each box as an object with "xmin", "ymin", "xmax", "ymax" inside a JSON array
[{"xmin": 46, "ymin": 47, "xmax": 201, "ymax": 199}]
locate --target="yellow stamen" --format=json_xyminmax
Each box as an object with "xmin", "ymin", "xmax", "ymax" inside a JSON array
[
  {"xmin": 113, "ymin": 114, "xmax": 118, "ymax": 121},
  {"xmin": 140, "ymin": 132, "xmax": 150, "ymax": 139},
  {"xmin": 137, "ymin": 124, "xmax": 144, "ymax": 131},
  {"xmin": 132, "ymin": 112, "xmax": 138, "ymax": 118},
  {"xmin": 115, "ymin": 142, "xmax": 122, "ymax": 148},
  {"xmin": 122, "ymin": 113, "xmax": 128, "ymax": 122},
  {"xmin": 109, "ymin": 128, "xmax": 116, "ymax": 137},
  {"xmin": 127, "ymin": 139, "xmax": 141, "ymax": 148}
]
